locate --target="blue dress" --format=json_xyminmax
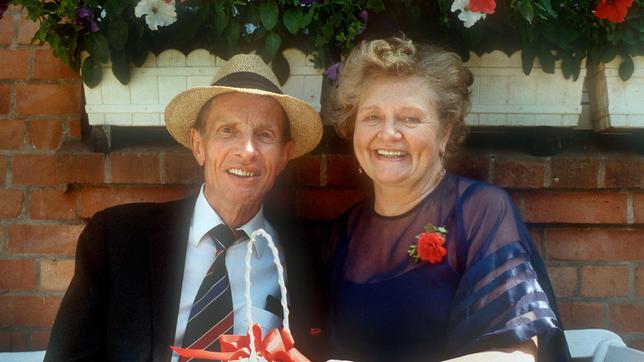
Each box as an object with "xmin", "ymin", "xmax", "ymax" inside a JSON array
[{"xmin": 326, "ymin": 174, "xmax": 571, "ymax": 362}]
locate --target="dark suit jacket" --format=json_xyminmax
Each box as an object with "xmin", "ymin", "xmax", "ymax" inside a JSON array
[{"xmin": 45, "ymin": 197, "xmax": 327, "ymax": 361}]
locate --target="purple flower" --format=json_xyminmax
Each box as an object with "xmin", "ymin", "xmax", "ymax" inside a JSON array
[
  {"xmin": 358, "ymin": 10, "xmax": 368, "ymax": 22},
  {"xmin": 324, "ymin": 63, "xmax": 341, "ymax": 81},
  {"xmin": 0, "ymin": 0, "xmax": 8, "ymax": 20},
  {"xmin": 76, "ymin": 7, "xmax": 99, "ymax": 33}
]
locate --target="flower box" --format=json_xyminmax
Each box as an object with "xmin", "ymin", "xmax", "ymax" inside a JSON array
[
  {"xmin": 588, "ymin": 57, "xmax": 644, "ymax": 131},
  {"xmin": 83, "ymin": 49, "xmax": 323, "ymax": 127},
  {"xmin": 465, "ymin": 51, "xmax": 585, "ymax": 127}
]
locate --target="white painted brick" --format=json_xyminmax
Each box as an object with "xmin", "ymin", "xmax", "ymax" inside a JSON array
[
  {"xmin": 129, "ymin": 76, "xmax": 159, "ymax": 105},
  {"xmin": 478, "ymin": 113, "xmax": 507, "ymax": 126},
  {"xmin": 87, "ymin": 112, "xmax": 105, "ymax": 126},
  {"xmin": 187, "ymin": 76, "xmax": 213, "ymax": 88},
  {"xmin": 283, "ymin": 48, "xmax": 307, "ymax": 67},
  {"xmin": 186, "ymin": 49, "xmax": 216, "ymax": 66},
  {"xmin": 105, "ymin": 113, "xmax": 133, "ymax": 126},
  {"xmin": 157, "ymin": 49, "xmax": 186, "ymax": 67},
  {"xmin": 100, "ymin": 71, "xmax": 131, "ymax": 104},
  {"xmin": 507, "ymin": 113, "xmax": 536, "ymax": 126},
  {"xmin": 158, "ymin": 76, "xmax": 187, "ymax": 103},
  {"xmin": 132, "ymin": 113, "xmax": 162, "ymax": 126},
  {"xmin": 464, "ymin": 113, "xmax": 479, "ymax": 126},
  {"xmin": 83, "ymin": 83, "xmax": 103, "ymax": 105},
  {"xmin": 507, "ymin": 76, "xmax": 537, "ymax": 105},
  {"xmin": 479, "ymin": 76, "xmax": 510, "ymax": 105},
  {"xmin": 282, "ymin": 75, "xmax": 305, "ymax": 98}
]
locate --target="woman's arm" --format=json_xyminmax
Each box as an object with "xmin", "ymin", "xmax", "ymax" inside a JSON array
[{"xmin": 443, "ymin": 337, "xmax": 537, "ymax": 362}]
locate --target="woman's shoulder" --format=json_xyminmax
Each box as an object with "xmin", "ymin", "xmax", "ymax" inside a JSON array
[{"xmin": 452, "ymin": 174, "xmax": 515, "ymax": 212}]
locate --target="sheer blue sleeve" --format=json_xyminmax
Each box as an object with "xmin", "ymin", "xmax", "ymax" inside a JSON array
[{"xmin": 446, "ymin": 181, "xmax": 570, "ymax": 361}]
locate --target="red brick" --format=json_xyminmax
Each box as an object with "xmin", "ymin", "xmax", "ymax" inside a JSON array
[
  {"xmin": 8, "ymin": 224, "xmax": 84, "ymax": 256},
  {"xmin": 68, "ymin": 119, "xmax": 82, "ymax": 138},
  {"xmin": 581, "ymin": 266, "xmax": 629, "ymax": 297},
  {"xmin": 16, "ymin": 84, "xmax": 82, "ymax": 116},
  {"xmin": 0, "ymin": 260, "xmax": 36, "ymax": 290},
  {"xmin": 636, "ymin": 268, "xmax": 644, "ymax": 297},
  {"xmin": 528, "ymin": 227, "xmax": 543, "ymax": 255},
  {"xmin": 78, "ymin": 186, "xmax": 191, "ymax": 218},
  {"xmin": 558, "ymin": 302, "xmax": 605, "ymax": 329},
  {"xmin": 164, "ymin": 152, "xmax": 202, "ymax": 184},
  {"xmin": 12, "ymin": 154, "xmax": 56, "ymax": 185},
  {"xmin": 32, "ymin": 48, "xmax": 78, "ymax": 80},
  {"xmin": 0, "ymin": 49, "xmax": 29, "ymax": 80},
  {"xmin": 609, "ymin": 304, "xmax": 644, "ymax": 333},
  {"xmin": 40, "ymin": 259, "xmax": 74, "ymax": 291},
  {"xmin": 494, "ymin": 157, "xmax": 545, "ymax": 188},
  {"xmin": 551, "ymin": 157, "xmax": 600, "ymax": 188},
  {"xmin": 0, "ymin": 84, "xmax": 10, "ymax": 114},
  {"xmin": 547, "ymin": 266, "xmax": 577, "ymax": 297},
  {"xmin": 16, "ymin": 16, "xmax": 38, "ymax": 45},
  {"xmin": 30, "ymin": 188, "xmax": 76, "ymax": 220},
  {"xmin": 28, "ymin": 120, "xmax": 62, "ymax": 150},
  {"xmin": 628, "ymin": 338, "xmax": 644, "ymax": 352},
  {"xmin": 13, "ymin": 153, "xmax": 104, "ymax": 185},
  {"xmin": 634, "ymin": 193, "xmax": 644, "ymax": 224},
  {"xmin": 0, "ymin": 155, "xmax": 6, "ymax": 184},
  {"xmin": 0, "ymin": 189, "xmax": 24, "ymax": 218},
  {"xmin": 0, "ymin": 296, "xmax": 61, "ymax": 328},
  {"xmin": 0, "ymin": 119, "xmax": 24, "ymax": 149},
  {"xmin": 446, "ymin": 151, "xmax": 489, "ymax": 182},
  {"xmin": 0, "ymin": 332, "xmax": 30, "ymax": 352},
  {"xmin": 545, "ymin": 228, "xmax": 644, "ymax": 261},
  {"xmin": 55, "ymin": 153, "xmax": 105, "ymax": 184},
  {"xmin": 522, "ymin": 191, "xmax": 627, "ymax": 224},
  {"xmin": 300, "ymin": 188, "xmax": 366, "ymax": 220},
  {"xmin": 110, "ymin": 152, "xmax": 160, "ymax": 184},
  {"xmin": 0, "ymin": 16, "xmax": 14, "ymax": 45},
  {"xmin": 605, "ymin": 158, "xmax": 641, "ymax": 188},
  {"xmin": 31, "ymin": 331, "xmax": 50, "ymax": 350}
]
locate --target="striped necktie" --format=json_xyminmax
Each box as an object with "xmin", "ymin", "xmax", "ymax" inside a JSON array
[{"xmin": 180, "ymin": 224, "xmax": 247, "ymax": 360}]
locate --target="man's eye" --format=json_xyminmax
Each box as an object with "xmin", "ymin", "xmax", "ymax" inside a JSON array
[
  {"xmin": 218, "ymin": 126, "xmax": 234, "ymax": 135},
  {"xmin": 258, "ymin": 131, "xmax": 277, "ymax": 143}
]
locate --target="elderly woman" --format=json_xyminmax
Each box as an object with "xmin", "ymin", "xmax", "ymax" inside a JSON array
[{"xmin": 324, "ymin": 38, "xmax": 570, "ymax": 362}]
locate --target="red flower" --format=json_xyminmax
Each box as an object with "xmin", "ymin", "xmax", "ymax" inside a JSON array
[
  {"xmin": 594, "ymin": 0, "xmax": 634, "ymax": 23},
  {"xmin": 467, "ymin": 0, "xmax": 496, "ymax": 15},
  {"xmin": 416, "ymin": 232, "xmax": 447, "ymax": 264}
]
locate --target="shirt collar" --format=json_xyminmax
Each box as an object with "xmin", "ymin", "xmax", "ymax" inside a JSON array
[{"xmin": 190, "ymin": 185, "xmax": 268, "ymax": 258}]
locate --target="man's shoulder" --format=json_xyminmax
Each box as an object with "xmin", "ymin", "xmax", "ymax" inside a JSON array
[{"xmin": 91, "ymin": 196, "xmax": 196, "ymax": 226}]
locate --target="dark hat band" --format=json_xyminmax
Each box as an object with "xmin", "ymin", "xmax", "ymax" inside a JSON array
[{"xmin": 212, "ymin": 72, "xmax": 283, "ymax": 95}]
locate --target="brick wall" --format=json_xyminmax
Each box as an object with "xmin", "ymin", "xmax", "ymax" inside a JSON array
[{"xmin": 1, "ymin": 8, "xmax": 643, "ymax": 353}]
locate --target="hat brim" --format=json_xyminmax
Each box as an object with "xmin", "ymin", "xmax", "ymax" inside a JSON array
[{"xmin": 165, "ymin": 86, "xmax": 323, "ymax": 159}]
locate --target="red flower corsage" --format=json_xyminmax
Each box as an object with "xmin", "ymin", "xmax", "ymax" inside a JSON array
[{"xmin": 408, "ymin": 224, "xmax": 447, "ymax": 264}]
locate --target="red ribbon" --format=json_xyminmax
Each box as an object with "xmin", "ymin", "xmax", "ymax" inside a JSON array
[{"xmin": 171, "ymin": 324, "xmax": 311, "ymax": 362}]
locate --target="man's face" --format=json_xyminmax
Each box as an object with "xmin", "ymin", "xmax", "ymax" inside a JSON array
[{"xmin": 190, "ymin": 92, "xmax": 293, "ymax": 215}]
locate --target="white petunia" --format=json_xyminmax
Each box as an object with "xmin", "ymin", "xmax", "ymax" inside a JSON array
[
  {"xmin": 451, "ymin": 0, "xmax": 486, "ymax": 28},
  {"xmin": 134, "ymin": 0, "xmax": 177, "ymax": 31}
]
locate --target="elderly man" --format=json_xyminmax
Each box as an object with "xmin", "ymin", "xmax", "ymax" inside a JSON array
[{"xmin": 45, "ymin": 55, "xmax": 324, "ymax": 361}]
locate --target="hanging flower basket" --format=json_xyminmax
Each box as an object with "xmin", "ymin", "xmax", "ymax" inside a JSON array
[
  {"xmin": 588, "ymin": 56, "xmax": 644, "ymax": 131},
  {"xmin": 465, "ymin": 51, "xmax": 585, "ymax": 127},
  {"xmin": 83, "ymin": 49, "xmax": 322, "ymax": 127}
]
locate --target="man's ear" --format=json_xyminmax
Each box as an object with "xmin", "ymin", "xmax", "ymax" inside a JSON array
[
  {"xmin": 277, "ymin": 140, "xmax": 294, "ymax": 173},
  {"xmin": 190, "ymin": 128, "xmax": 205, "ymax": 166}
]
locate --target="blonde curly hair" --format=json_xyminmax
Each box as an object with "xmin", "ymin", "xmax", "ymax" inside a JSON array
[{"xmin": 328, "ymin": 37, "xmax": 473, "ymax": 158}]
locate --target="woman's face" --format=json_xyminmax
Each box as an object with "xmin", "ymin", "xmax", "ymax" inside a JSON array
[{"xmin": 353, "ymin": 75, "xmax": 450, "ymax": 190}]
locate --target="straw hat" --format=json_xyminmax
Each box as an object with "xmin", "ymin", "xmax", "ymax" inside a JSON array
[{"xmin": 165, "ymin": 54, "xmax": 323, "ymax": 159}]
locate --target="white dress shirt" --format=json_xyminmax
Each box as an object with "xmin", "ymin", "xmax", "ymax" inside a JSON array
[{"xmin": 172, "ymin": 186, "xmax": 285, "ymax": 361}]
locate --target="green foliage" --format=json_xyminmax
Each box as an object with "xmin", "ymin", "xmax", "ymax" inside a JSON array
[{"xmin": 8, "ymin": 0, "xmax": 644, "ymax": 86}]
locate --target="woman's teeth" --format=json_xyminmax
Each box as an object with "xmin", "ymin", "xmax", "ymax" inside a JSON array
[
  {"xmin": 227, "ymin": 168, "xmax": 256, "ymax": 177},
  {"xmin": 377, "ymin": 150, "xmax": 405, "ymax": 157}
]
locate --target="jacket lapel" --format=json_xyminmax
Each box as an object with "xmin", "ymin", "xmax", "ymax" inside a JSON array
[{"xmin": 148, "ymin": 196, "xmax": 195, "ymax": 361}]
